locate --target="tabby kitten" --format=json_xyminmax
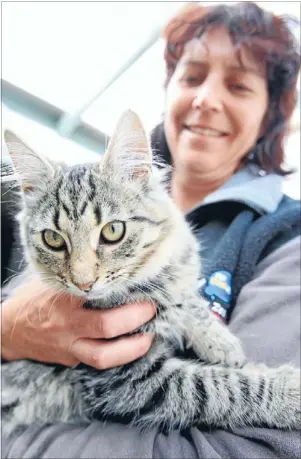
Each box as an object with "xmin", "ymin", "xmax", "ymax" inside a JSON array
[{"xmin": 2, "ymin": 111, "xmax": 300, "ymax": 435}]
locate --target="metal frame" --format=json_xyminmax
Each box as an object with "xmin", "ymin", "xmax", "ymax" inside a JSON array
[{"xmin": 2, "ymin": 79, "xmax": 107, "ymax": 154}]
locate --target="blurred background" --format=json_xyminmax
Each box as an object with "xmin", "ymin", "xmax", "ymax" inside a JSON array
[{"xmin": 2, "ymin": 1, "xmax": 300, "ymax": 198}]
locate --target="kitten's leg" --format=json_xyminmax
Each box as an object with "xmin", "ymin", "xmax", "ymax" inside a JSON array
[
  {"xmin": 181, "ymin": 296, "xmax": 246, "ymax": 368},
  {"xmin": 89, "ymin": 357, "xmax": 300, "ymax": 432},
  {"xmin": 155, "ymin": 297, "xmax": 246, "ymax": 367},
  {"xmin": 1, "ymin": 361, "xmax": 83, "ymax": 437}
]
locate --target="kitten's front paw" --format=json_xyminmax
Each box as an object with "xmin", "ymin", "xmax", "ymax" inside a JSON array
[
  {"xmin": 193, "ymin": 330, "xmax": 246, "ymax": 368},
  {"xmin": 212, "ymin": 338, "xmax": 246, "ymax": 368}
]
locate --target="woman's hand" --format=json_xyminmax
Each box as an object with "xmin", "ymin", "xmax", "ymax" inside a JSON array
[{"xmin": 1, "ymin": 278, "xmax": 155, "ymax": 369}]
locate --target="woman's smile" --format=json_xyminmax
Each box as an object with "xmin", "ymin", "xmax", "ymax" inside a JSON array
[{"xmin": 183, "ymin": 124, "xmax": 229, "ymax": 138}]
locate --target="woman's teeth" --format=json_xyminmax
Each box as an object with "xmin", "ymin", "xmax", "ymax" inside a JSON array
[{"xmin": 187, "ymin": 126, "xmax": 225, "ymax": 137}]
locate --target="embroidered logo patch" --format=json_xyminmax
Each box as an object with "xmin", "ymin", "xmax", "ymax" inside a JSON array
[{"xmin": 198, "ymin": 270, "xmax": 232, "ymax": 321}]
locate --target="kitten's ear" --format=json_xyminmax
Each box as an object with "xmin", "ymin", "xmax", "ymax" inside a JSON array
[
  {"xmin": 4, "ymin": 130, "xmax": 55, "ymax": 195},
  {"xmin": 103, "ymin": 110, "xmax": 152, "ymax": 180}
]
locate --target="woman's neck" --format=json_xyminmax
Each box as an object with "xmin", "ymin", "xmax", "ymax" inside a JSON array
[{"xmin": 171, "ymin": 171, "xmax": 232, "ymax": 213}]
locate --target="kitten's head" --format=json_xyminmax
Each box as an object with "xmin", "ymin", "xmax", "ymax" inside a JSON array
[{"xmin": 4, "ymin": 111, "xmax": 185, "ymax": 300}]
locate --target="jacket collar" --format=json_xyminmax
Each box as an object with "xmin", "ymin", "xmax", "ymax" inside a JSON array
[{"xmin": 187, "ymin": 166, "xmax": 283, "ymax": 216}]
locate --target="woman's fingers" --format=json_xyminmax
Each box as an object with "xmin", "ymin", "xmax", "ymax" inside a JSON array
[
  {"xmin": 71, "ymin": 333, "xmax": 154, "ymax": 369},
  {"xmin": 69, "ymin": 302, "xmax": 156, "ymax": 339}
]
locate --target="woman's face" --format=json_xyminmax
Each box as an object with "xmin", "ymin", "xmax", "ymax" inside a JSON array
[{"xmin": 164, "ymin": 27, "xmax": 269, "ymax": 178}]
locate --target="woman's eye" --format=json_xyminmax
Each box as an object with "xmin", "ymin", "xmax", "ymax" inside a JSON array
[
  {"xmin": 43, "ymin": 230, "xmax": 66, "ymax": 250},
  {"xmin": 230, "ymin": 83, "xmax": 250, "ymax": 92},
  {"xmin": 100, "ymin": 221, "xmax": 126, "ymax": 244},
  {"xmin": 182, "ymin": 75, "xmax": 200, "ymax": 86}
]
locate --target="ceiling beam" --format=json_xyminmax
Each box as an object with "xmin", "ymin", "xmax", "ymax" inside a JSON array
[{"xmin": 2, "ymin": 79, "xmax": 107, "ymax": 154}]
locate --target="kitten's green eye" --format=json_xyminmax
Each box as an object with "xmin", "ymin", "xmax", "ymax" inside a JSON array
[
  {"xmin": 43, "ymin": 230, "xmax": 66, "ymax": 250},
  {"xmin": 101, "ymin": 221, "xmax": 125, "ymax": 244}
]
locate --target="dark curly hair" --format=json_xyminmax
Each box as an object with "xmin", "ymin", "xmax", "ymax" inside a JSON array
[{"xmin": 162, "ymin": 2, "xmax": 300, "ymax": 175}]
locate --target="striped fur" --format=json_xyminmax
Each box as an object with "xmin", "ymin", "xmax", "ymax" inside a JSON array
[{"xmin": 2, "ymin": 111, "xmax": 300, "ymax": 435}]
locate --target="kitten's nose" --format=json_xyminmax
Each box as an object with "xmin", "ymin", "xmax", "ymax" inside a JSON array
[{"xmin": 76, "ymin": 282, "xmax": 94, "ymax": 292}]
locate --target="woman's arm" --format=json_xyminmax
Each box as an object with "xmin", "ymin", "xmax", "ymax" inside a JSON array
[{"xmin": 229, "ymin": 235, "xmax": 301, "ymax": 367}]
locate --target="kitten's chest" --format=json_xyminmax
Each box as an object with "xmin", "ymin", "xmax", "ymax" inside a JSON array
[{"xmin": 84, "ymin": 286, "xmax": 179, "ymax": 313}]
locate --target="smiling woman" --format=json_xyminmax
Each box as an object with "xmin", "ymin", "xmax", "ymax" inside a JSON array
[{"xmin": 160, "ymin": 2, "xmax": 300, "ymax": 211}]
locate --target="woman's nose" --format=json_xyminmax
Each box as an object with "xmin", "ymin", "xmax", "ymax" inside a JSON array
[{"xmin": 192, "ymin": 79, "xmax": 223, "ymax": 112}]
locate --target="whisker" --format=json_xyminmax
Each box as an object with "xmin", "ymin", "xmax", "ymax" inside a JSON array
[
  {"xmin": 18, "ymin": 257, "xmax": 26, "ymax": 270},
  {"xmin": 4, "ymin": 267, "xmax": 19, "ymax": 274},
  {"xmin": 47, "ymin": 289, "xmax": 67, "ymax": 320},
  {"xmin": 142, "ymin": 280, "xmax": 173, "ymax": 303},
  {"xmin": 10, "ymin": 301, "xmax": 28, "ymax": 341},
  {"xmin": 2, "ymin": 271, "xmax": 21, "ymax": 286},
  {"xmin": 36, "ymin": 281, "xmax": 60, "ymax": 322},
  {"xmin": 132, "ymin": 285, "xmax": 158, "ymax": 316}
]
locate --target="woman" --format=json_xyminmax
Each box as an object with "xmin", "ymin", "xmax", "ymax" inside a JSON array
[{"xmin": 2, "ymin": 2, "xmax": 300, "ymax": 458}]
